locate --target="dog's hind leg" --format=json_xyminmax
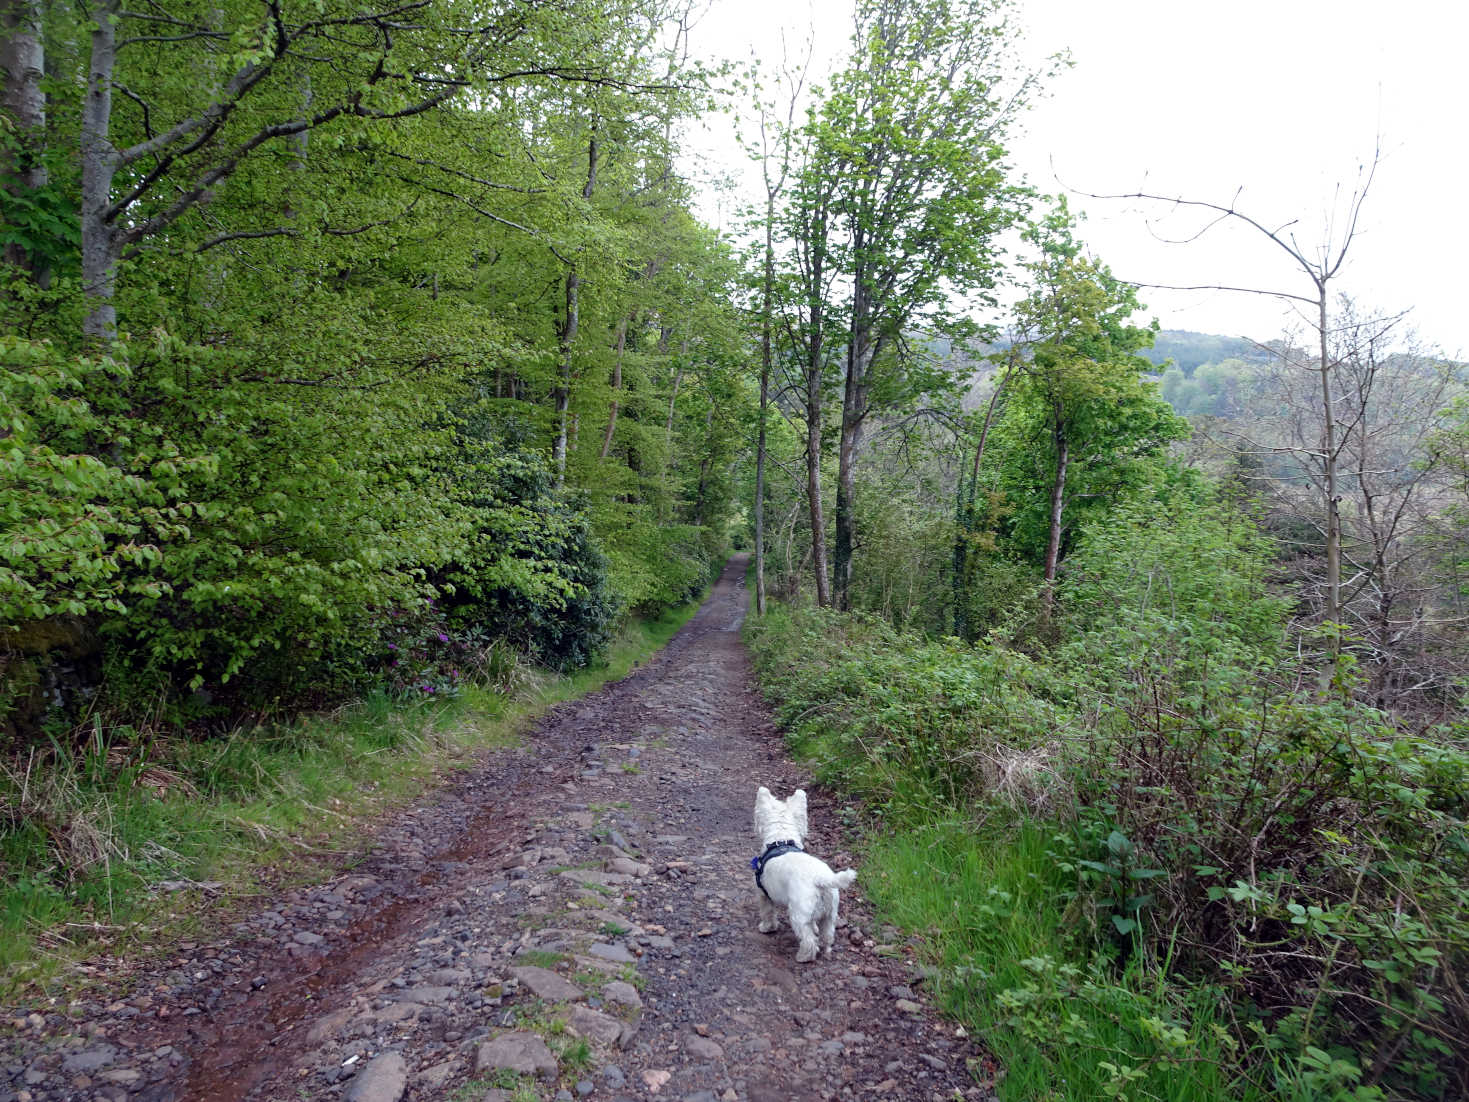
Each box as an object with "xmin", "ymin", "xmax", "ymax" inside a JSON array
[
  {"xmin": 758, "ymin": 892, "xmax": 780, "ymax": 934},
  {"xmin": 795, "ymin": 925, "xmax": 820, "ymax": 963},
  {"xmin": 792, "ymin": 908, "xmax": 820, "ymax": 962},
  {"xmin": 819, "ymin": 889, "xmax": 839, "ymax": 956}
]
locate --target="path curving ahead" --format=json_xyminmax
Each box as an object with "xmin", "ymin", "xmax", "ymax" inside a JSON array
[{"xmin": 4, "ymin": 556, "xmax": 998, "ymax": 1102}]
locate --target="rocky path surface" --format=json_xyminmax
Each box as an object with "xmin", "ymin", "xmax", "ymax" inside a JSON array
[{"xmin": 3, "ymin": 556, "xmax": 998, "ymax": 1102}]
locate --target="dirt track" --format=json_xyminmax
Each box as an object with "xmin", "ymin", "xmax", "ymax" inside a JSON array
[{"xmin": 3, "ymin": 556, "xmax": 998, "ymax": 1102}]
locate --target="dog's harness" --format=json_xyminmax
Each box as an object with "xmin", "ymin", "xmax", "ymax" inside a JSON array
[{"xmin": 751, "ymin": 839, "xmax": 803, "ymax": 901}]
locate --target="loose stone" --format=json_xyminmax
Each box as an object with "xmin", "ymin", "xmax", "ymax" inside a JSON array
[{"xmin": 344, "ymin": 1052, "xmax": 407, "ymax": 1102}]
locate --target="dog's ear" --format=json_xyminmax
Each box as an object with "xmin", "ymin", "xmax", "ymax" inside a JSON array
[
  {"xmin": 754, "ymin": 786, "xmax": 772, "ymax": 834},
  {"xmin": 789, "ymin": 789, "xmax": 808, "ymax": 836}
]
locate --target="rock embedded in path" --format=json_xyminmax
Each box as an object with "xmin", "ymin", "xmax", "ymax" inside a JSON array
[
  {"xmin": 602, "ymin": 980, "xmax": 642, "ymax": 1009},
  {"xmin": 344, "ymin": 1051, "xmax": 407, "ymax": 1102},
  {"xmin": 391, "ymin": 985, "xmax": 456, "ymax": 1006},
  {"xmin": 684, "ymin": 1034, "xmax": 724, "ymax": 1060},
  {"xmin": 566, "ymin": 1005, "xmax": 632, "ymax": 1048},
  {"xmin": 475, "ymin": 1032, "xmax": 558, "ymax": 1080},
  {"xmin": 509, "ymin": 965, "xmax": 585, "ymax": 1003},
  {"xmin": 605, "ymin": 857, "xmax": 652, "ymax": 877},
  {"xmin": 62, "ymin": 1045, "xmax": 118, "ymax": 1073},
  {"xmin": 600, "ymin": 1063, "xmax": 627, "ymax": 1088},
  {"xmin": 416, "ymin": 1059, "xmax": 457, "ymax": 1090},
  {"xmin": 586, "ymin": 941, "xmax": 636, "ymax": 963},
  {"xmin": 559, "ymin": 868, "xmax": 633, "ymax": 888}
]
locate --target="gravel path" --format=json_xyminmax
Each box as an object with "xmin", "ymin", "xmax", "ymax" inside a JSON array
[{"xmin": 2, "ymin": 556, "xmax": 998, "ymax": 1102}]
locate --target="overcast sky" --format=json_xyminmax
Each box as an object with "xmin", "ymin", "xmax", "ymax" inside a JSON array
[{"xmin": 685, "ymin": 0, "xmax": 1465, "ymax": 356}]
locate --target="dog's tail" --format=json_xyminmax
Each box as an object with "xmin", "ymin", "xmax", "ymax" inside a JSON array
[{"xmin": 822, "ymin": 868, "xmax": 857, "ymax": 890}]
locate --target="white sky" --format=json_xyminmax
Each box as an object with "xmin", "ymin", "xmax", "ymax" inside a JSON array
[{"xmin": 685, "ymin": 0, "xmax": 1467, "ymax": 356}]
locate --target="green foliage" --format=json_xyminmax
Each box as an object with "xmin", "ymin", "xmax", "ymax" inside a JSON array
[
  {"xmin": 1057, "ymin": 478, "xmax": 1290, "ymax": 667},
  {"xmin": 991, "ymin": 213, "xmax": 1190, "ymax": 569},
  {"xmin": 438, "ymin": 440, "xmax": 620, "ymax": 672},
  {"xmin": 0, "ymin": 176, "xmax": 79, "ymax": 279},
  {"xmin": 746, "ymin": 604, "xmax": 1064, "ymax": 811},
  {"xmin": 747, "ymin": 485, "xmax": 1468, "ymax": 1099},
  {"xmin": 1, "ymin": 0, "xmax": 747, "ymax": 738},
  {"xmin": 861, "ymin": 819, "xmax": 1241, "ymax": 1102},
  {"xmin": 0, "ymin": 338, "xmax": 189, "ymax": 625},
  {"xmin": 1158, "ymin": 358, "xmax": 1262, "ymax": 419}
]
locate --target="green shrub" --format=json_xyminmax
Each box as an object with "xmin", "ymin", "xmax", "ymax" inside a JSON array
[
  {"xmin": 435, "ymin": 441, "xmax": 619, "ymax": 672},
  {"xmin": 2, "ymin": 336, "xmax": 626, "ymax": 732},
  {"xmin": 748, "ymin": 526, "xmax": 1468, "ymax": 1099},
  {"xmin": 598, "ymin": 510, "xmax": 724, "ymax": 615}
]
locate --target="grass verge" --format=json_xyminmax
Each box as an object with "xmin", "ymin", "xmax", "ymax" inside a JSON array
[
  {"xmin": 0, "ymin": 598, "xmax": 701, "ymax": 1001},
  {"xmin": 862, "ymin": 817, "xmax": 1242, "ymax": 1102}
]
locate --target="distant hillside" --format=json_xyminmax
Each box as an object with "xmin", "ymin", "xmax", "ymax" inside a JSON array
[{"xmin": 1139, "ymin": 330, "xmax": 1271, "ymax": 375}]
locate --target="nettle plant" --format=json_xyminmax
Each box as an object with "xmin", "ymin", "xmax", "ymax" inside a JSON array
[{"xmin": 1073, "ymin": 825, "xmax": 1166, "ymax": 945}]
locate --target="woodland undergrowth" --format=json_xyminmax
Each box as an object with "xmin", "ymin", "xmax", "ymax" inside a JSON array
[{"xmin": 745, "ymin": 508, "xmax": 1468, "ymax": 1102}]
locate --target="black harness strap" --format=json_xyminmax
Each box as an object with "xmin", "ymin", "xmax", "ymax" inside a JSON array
[{"xmin": 752, "ymin": 839, "xmax": 803, "ymax": 901}]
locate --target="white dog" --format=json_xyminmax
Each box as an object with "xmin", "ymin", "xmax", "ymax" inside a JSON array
[{"xmin": 751, "ymin": 786, "xmax": 857, "ymax": 963}]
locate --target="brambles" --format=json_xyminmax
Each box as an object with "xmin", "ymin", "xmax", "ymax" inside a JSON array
[{"xmin": 746, "ymin": 495, "xmax": 1468, "ymax": 1099}]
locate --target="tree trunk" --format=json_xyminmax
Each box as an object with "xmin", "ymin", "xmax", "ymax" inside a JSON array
[
  {"xmin": 806, "ymin": 337, "xmax": 831, "ymax": 609},
  {"xmin": 664, "ymin": 364, "xmax": 683, "ymax": 442},
  {"xmin": 693, "ymin": 406, "xmax": 714, "ymax": 526},
  {"xmin": 1, "ymin": 0, "xmax": 46, "ymax": 276},
  {"xmin": 834, "ymin": 268, "xmax": 876, "ymax": 610},
  {"xmin": 795, "ymin": 176, "xmax": 833, "ymax": 608},
  {"xmin": 1319, "ymin": 288, "xmax": 1341, "ymax": 624},
  {"xmin": 81, "ymin": 0, "xmax": 120, "ymax": 341},
  {"xmin": 552, "ymin": 266, "xmax": 580, "ymax": 484},
  {"xmin": 754, "ymin": 352, "xmax": 769, "ymax": 616},
  {"xmin": 554, "ymin": 127, "xmax": 599, "ymax": 485},
  {"xmin": 1041, "ymin": 426, "xmax": 1069, "ymax": 619},
  {"xmin": 599, "ymin": 315, "xmax": 629, "ymax": 459},
  {"xmin": 754, "ymin": 213, "xmax": 775, "ymax": 616},
  {"xmin": 951, "ymin": 366, "xmax": 1010, "ymax": 637}
]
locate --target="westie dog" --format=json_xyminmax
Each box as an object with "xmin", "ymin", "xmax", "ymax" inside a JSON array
[{"xmin": 751, "ymin": 786, "xmax": 857, "ymax": 963}]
